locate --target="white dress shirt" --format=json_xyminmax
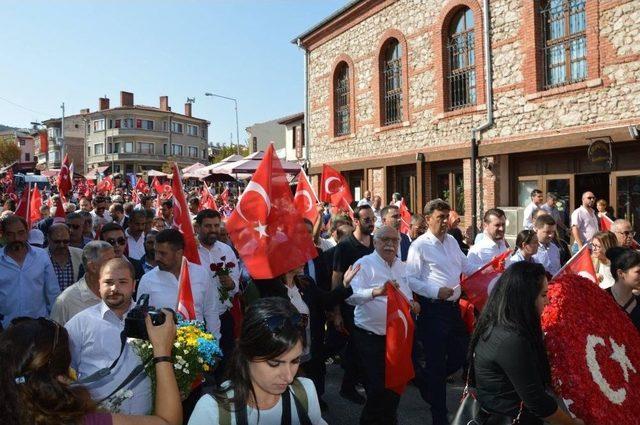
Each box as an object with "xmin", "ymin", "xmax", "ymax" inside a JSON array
[
  {"xmin": 523, "ymin": 202, "xmax": 540, "ymax": 229},
  {"xmin": 533, "ymin": 242, "xmax": 561, "ymax": 275},
  {"xmin": 198, "ymin": 242, "xmax": 240, "ymax": 312},
  {"xmin": 90, "ymin": 209, "xmax": 112, "ymax": 223},
  {"xmin": 50, "ymin": 277, "xmax": 101, "ymax": 325},
  {"xmin": 137, "ymin": 263, "xmax": 223, "ymax": 338},
  {"xmin": 65, "ymin": 301, "xmax": 152, "ymax": 414},
  {"xmin": 125, "ymin": 229, "xmax": 145, "ymax": 261},
  {"xmin": 466, "ymin": 233, "xmax": 509, "ymax": 271},
  {"xmin": 347, "ymin": 251, "xmax": 412, "ymax": 335},
  {"xmin": 406, "ymin": 230, "xmax": 476, "ymax": 301}
]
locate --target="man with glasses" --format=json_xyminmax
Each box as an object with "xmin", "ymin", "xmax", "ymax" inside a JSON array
[
  {"xmin": 0, "ymin": 215, "xmax": 60, "ymax": 328},
  {"xmin": 611, "ymin": 219, "xmax": 637, "ymax": 248},
  {"xmin": 66, "ymin": 212, "xmax": 92, "ymax": 249},
  {"xmin": 571, "ymin": 191, "xmax": 599, "ymax": 252},
  {"xmin": 331, "ymin": 204, "xmax": 376, "ymax": 405},
  {"xmin": 347, "ymin": 225, "xmax": 417, "ymax": 424},
  {"xmin": 47, "ymin": 223, "xmax": 83, "ymax": 292},
  {"xmin": 99, "ymin": 222, "xmax": 145, "ymax": 284}
]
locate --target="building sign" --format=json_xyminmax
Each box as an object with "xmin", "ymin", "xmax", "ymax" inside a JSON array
[
  {"xmin": 295, "ymin": 125, "xmax": 304, "ymax": 159},
  {"xmin": 587, "ymin": 138, "xmax": 613, "ymax": 169}
]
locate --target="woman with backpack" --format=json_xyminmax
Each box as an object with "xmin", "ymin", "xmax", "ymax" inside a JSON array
[{"xmin": 188, "ymin": 297, "xmax": 326, "ymax": 425}]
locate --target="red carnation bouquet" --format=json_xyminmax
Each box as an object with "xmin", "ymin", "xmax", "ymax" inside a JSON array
[
  {"xmin": 542, "ymin": 274, "xmax": 640, "ymax": 425},
  {"xmin": 210, "ymin": 256, "xmax": 236, "ymax": 303}
]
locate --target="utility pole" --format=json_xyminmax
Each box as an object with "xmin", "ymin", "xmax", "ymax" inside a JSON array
[{"xmin": 60, "ymin": 102, "xmax": 65, "ymax": 164}]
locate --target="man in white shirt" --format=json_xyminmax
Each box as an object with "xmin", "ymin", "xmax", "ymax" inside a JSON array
[
  {"xmin": 65, "ymin": 257, "xmax": 152, "ymax": 414},
  {"xmin": 195, "ymin": 209, "xmax": 239, "ymax": 377},
  {"xmin": 51, "ymin": 241, "xmax": 114, "ymax": 325},
  {"xmin": 356, "ymin": 190, "xmax": 372, "ymax": 207},
  {"xmin": 467, "ymin": 208, "xmax": 509, "ymax": 271},
  {"xmin": 90, "ymin": 196, "xmax": 112, "ymax": 223},
  {"xmin": 571, "ymin": 191, "xmax": 599, "ymax": 252},
  {"xmin": 137, "ymin": 228, "xmax": 222, "ymax": 339},
  {"xmin": 347, "ymin": 225, "xmax": 416, "ymax": 424},
  {"xmin": 523, "ymin": 189, "xmax": 544, "ymax": 229},
  {"xmin": 125, "ymin": 210, "xmax": 146, "ymax": 261},
  {"xmin": 406, "ymin": 199, "xmax": 477, "ymax": 425},
  {"xmin": 533, "ymin": 215, "xmax": 561, "ymax": 275}
]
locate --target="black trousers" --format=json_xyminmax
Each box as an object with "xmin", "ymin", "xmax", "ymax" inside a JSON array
[
  {"xmin": 215, "ymin": 310, "xmax": 235, "ymax": 383},
  {"xmin": 415, "ymin": 298, "xmax": 469, "ymax": 425},
  {"xmin": 341, "ymin": 303, "xmax": 363, "ymax": 390},
  {"xmin": 353, "ymin": 326, "xmax": 401, "ymax": 425}
]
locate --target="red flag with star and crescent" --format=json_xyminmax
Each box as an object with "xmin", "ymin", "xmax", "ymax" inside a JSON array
[
  {"xmin": 96, "ymin": 176, "xmax": 113, "ymax": 194},
  {"xmin": 319, "ymin": 164, "xmax": 353, "ymax": 211},
  {"xmin": 220, "ymin": 188, "xmax": 230, "ymax": 206},
  {"xmin": 15, "ymin": 185, "xmax": 32, "ymax": 228},
  {"xmin": 201, "ymin": 182, "xmax": 217, "ymax": 211},
  {"xmin": 135, "ymin": 178, "xmax": 149, "ymax": 194},
  {"xmin": 57, "ymin": 154, "xmax": 72, "ymax": 197},
  {"xmin": 385, "ymin": 281, "xmax": 415, "ymax": 394},
  {"xmin": 226, "ymin": 144, "xmax": 317, "ymax": 279},
  {"xmin": 177, "ymin": 256, "xmax": 196, "ymax": 320},
  {"xmin": 29, "ymin": 185, "xmax": 43, "ymax": 225},
  {"xmin": 171, "ymin": 163, "xmax": 200, "ymax": 265},
  {"xmin": 552, "ymin": 243, "xmax": 597, "ymax": 283},
  {"xmin": 151, "ymin": 176, "xmax": 163, "ymax": 194},
  {"xmin": 399, "ymin": 198, "xmax": 411, "ymax": 234},
  {"xmin": 459, "ymin": 249, "xmax": 512, "ymax": 312},
  {"xmin": 294, "ymin": 171, "xmax": 319, "ymax": 224}
]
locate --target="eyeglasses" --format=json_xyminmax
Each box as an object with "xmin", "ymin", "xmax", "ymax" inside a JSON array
[
  {"xmin": 106, "ymin": 237, "xmax": 127, "ymax": 246},
  {"xmin": 263, "ymin": 313, "xmax": 308, "ymax": 334},
  {"xmin": 378, "ymin": 236, "xmax": 400, "ymax": 244}
]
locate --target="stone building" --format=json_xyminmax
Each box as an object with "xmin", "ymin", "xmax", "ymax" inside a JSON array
[{"xmin": 295, "ymin": 0, "xmax": 640, "ymax": 235}]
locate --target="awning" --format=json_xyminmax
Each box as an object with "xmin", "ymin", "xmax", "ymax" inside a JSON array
[
  {"xmin": 181, "ymin": 162, "xmax": 206, "ymax": 174},
  {"xmin": 85, "ymin": 166, "xmax": 109, "ymax": 180}
]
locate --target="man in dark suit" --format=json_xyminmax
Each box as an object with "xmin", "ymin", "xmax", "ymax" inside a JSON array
[
  {"xmin": 109, "ymin": 203, "xmax": 129, "ymax": 231},
  {"xmin": 380, "ymin": 205, "xmax": 411, "ymax": 261}
]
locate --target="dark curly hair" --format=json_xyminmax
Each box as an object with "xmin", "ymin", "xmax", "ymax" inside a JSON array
[{"xmin": 0, "ymin": 317, "xmax": 96, "ymax": 425}]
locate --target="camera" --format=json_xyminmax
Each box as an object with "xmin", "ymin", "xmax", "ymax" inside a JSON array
[{"xmin": 124, "ymin": 294, "xmax": 177, "ymax": 340}]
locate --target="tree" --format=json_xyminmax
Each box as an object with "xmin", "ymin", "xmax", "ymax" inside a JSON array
[
  {"xmin": 210, "ymin": 144, "xmax": 249, "ymax": 164},
  {"xmin": 0, "ymin": 136, "xmax": 21, "ymax": 166}
]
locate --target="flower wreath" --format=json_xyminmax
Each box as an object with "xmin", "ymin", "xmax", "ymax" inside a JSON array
[{"xmin": 541, "ymin": 274, "xmax": 640, "ymax": 425}]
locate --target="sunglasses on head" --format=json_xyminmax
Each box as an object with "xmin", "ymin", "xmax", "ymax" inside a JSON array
[{"xmin": 263, "ymin": 313, "xmax": 308, "ymax": 334}]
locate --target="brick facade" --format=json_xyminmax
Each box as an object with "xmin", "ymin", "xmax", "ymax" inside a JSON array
[{"xmin": 298, "ymin": 0, "xmax": 640, "ymax": 229}]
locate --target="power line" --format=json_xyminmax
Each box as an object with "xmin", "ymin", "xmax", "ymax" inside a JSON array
[{"xmin": 0, "ymin": 95, "xmax": 46, "ymax": 116}]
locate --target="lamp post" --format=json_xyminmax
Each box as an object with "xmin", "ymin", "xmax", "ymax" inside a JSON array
[{"xmin": 204, "ymin": 92, "xmax": 241, "ymax": 155}]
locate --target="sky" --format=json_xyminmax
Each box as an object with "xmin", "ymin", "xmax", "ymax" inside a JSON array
[{"xmin": 0, "ymin": 0, "xmax": 348, "ymax": 145}]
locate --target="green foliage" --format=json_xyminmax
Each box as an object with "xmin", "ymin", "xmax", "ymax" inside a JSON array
[
  {"xmin": 0, "ymin": 136, "xmax": 21, "ymax": 166},
  {"xmin": 210, "ymin": 144, "xmax": 249, "ymax": 164}
]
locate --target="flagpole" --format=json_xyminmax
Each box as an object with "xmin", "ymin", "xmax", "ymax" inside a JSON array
[
  {"xmin": 299, "ymin": 166, "xmax": 320, "ymax": 203},
  {"xmin": 552, "ymin": 242, "xmax": 591, "ymax": 279},
  {"xmin": 453, "ymin": 249, "xmax": 513, "ymax": 291}
]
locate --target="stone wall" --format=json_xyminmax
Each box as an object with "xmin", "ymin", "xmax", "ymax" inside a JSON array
[{"xmin": 305, "ymin": 0, "xmax": 640, "ymax": 221}]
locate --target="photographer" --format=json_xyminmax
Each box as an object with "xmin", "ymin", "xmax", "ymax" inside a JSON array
[
  {"xmin": 65, "ymin": 257, "xmax": 152, "ymax": 414},
  {"xmin": 0, "ymin": 308, "xmax": 181, "ymax": 425}
]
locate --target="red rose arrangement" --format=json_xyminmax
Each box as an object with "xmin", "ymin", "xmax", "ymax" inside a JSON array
[
  {"xmin": 210, "ymin": 256, "xmax": 236, "ymax": 303},
  {"xmin": 541, "ymin": 274, "xmax": 640, "ymax": 425}
]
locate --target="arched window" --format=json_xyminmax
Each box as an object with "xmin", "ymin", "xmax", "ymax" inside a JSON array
[
  {"xmin": 334, "ymin": 62, "xmax": 350, "ymax": 136},
  {"xmin": 541, "ymin": 0, "xmax": 586, "ymax": 88},
  {"xmin": 447, "ymin": 7, "xmax": 476, "ymax": 110},
  {"xmin": 382, "ymin": 39, "xmax": 403, "ymax": 125}
]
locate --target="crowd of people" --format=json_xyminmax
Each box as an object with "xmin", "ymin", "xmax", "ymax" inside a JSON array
[{"xmin": 0, "ymin": 176, "xmax": 638, "ymax": 425}]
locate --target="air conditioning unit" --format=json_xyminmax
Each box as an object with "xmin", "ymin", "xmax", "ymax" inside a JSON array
[{"xmin": 501, "ymin": 206, "xmax": 525, "ymax": 249}]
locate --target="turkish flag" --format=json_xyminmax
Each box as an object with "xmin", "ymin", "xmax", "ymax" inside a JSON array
[
  {"xmin": 97, "ymin": 176, "xmax": 113, "ymax": 194},
  {"xmin": 30, "ymin": 185, "xmax": 42, "ymax": 224},
  {"xmin": 319, "ymin": 164, "xmax": 353, "ymax": 210},
  {"xmin": 53, "ymin": 196, "xmax": 66, "ymax": 224},
  {"xmin": 57, "ymin": 154, "xmax": 72, "ymax": 197},
  {"xmin": 459, "ymin": 249, "xmax": 512, "ymax": 312},
  {"xmin": 552, "ymin": 243, "xmax": 597, "ymax": 283},
  {"xmin": 600, "ymin": 215, "xmax": 640, "ymax": 249},
  {"xmin": 135, "ymin": 178, "xmax": 149, "ymax": 194},
  {"xmin": 220, "ymin": 188, "xmax": 230, "ymax": 205},
  {"xmin": 226, "ymin": 144, "xmax": 318, "ymax": 279},
  {"xmin": 15, "ymin": 185, "xmax": 31, "ymax": 228},
  {"xmin": 4, "ymin": 168, "xmax": 15, "ymax": 194},
  {"xmin": 294, "ymin": 171, "xmax": 319, "ymax": 224},
  {"xmin": 385, "ymin": 281, "xmax": 415, "ymax": 394},
  {"xmin": 171, "ymin": 163, "xmax": 200, "ymax": 264},
  {"xmin": 151, "ymin": 176, "xmax": 163, "ymax": 194},
  {"xmin": 399, "ymin": 198, "xmax": 411, "ymax": 234},
  {"xmin": 201, "ymin": 182, "xmax": 217, "ymax": 211},
  {"xmin": 177, "ymin": 257, "xmax": 196, "ymax": 320}
]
